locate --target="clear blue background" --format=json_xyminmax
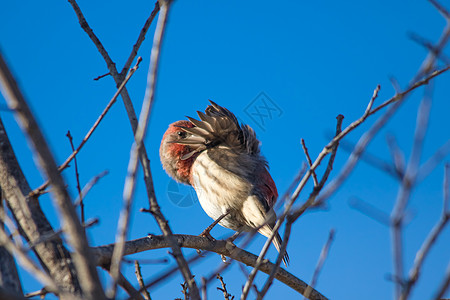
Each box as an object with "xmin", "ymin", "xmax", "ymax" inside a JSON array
[{"xmin": 1, "ymin": 1, "xmax": 449, "ymax": 299}]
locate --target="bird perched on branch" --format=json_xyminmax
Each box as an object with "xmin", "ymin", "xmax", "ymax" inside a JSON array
[{"xmin": 160, "ymin": 101, "xmax": 289, "ymax": 266}]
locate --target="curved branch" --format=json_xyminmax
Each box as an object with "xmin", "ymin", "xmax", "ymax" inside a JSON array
[{"xmin": 92, "ymin": 234, "xmax": 328, "ymax": 300}]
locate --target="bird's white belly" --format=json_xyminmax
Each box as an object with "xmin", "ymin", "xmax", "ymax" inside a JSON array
[{"xmin": 191, "ymin": 151, "xmax": 250, "ymax": 230}]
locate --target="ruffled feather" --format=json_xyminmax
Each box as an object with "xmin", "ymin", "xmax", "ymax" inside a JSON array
[{"xmin": 177, "ymin": 100, "xmax": 260, "ymax": 160}]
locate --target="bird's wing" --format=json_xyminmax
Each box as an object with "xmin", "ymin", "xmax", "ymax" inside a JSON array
[
  {"xmin": 177, "ymin": 100, "xmax": 260, "ymax": 160},
  {"xmin": 260, "ymin": 168, "xmax": 278, "ymax": 209}
]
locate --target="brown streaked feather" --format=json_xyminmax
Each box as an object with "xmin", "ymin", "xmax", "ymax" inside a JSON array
[{"xmin": 179, "ymin": 101, "xmax": 260, "ymax": 159}]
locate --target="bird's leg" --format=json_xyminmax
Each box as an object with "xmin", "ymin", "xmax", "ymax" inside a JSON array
[
  {"xmin": 226, "ymin": 231, "xmax": 241, "ymax": 243},
  {"xmin": 220, "ymin": 231, "xmax": 242, "ymax": 263},
  {"xmin": 200, "ymin": 211, "xmax": 230, "ymax": 241}
]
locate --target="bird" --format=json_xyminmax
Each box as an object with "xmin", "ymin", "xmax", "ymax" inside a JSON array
[{"xmin": 159, "ymin": 100, "xmax": 289, "ymax": 266}]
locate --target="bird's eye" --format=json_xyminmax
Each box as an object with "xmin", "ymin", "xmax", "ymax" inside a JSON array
[{"xmin": 177, "ymin": 131, "xmax": 186, "ymax": 138}]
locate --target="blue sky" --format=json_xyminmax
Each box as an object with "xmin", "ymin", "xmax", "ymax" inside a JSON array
[{"xmin": 1, "ymin": 1, "xmax": 449, "ymax": 299}]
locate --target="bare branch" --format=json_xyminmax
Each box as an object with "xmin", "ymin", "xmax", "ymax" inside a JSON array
[
  {"xmin": 338, "ymin": 139, "xmax": 398, "ymax": 178},
  {"xmin": 140, "ymin": 251, "xmax": 206, "ymax": 294},
  {"xmin": 25, "ymin": 218, "xmax": 99, "ymax": 251},
  {"xmin": 216, "ymin": 274, "xmax": 234, "ymax": 300},
  {"xmin": 93, "ymin": 72, "xmax": 110, "ymax": 81},
  {"xmin": 116, "ymin": 272, "xmax": 145, "ymax": 300},
  {"xmin": 301, "ymin": 139, "xmax": 319, "ymax": 187},
  {"xmin": 408, "ymin": 32, "xmax": 450, "ymax": 65},
  {"xmin": 66, "ymin": 0, "xmax": 198, "ymax": 297},
  {"xmin": 66, "ymin": 130, "xmax": 84, "ymax": 226},
  {"xmin": 0, "ymin": 51, "xmax": 105, "ymax": 300},
  {"xmin": 121, "ymin": 1, "xmax": 160, "ymax": 76},
  {"xmin": 0, "ymin": 195, "xmax": 22, "ymax": 295},
  {"xmin": 316, "ymin": 91, "xmax": 404, "ymax": 205},
  {"xmin": 386, "ymin": 134, "xmax": 406, "ymax": 178},
  {"xmin": 429, "ymin": 0, "xmax": 450, "ymax": 20},
  {"xmin": 73, "ymin": 171, "xmax": 109, "ymax": 207},
  {"xmin": 0, "ymin": 116, "xmax": 81, "ymax": 293},
  {"xmin": 413, "ymin": 20, "xmax": 450, "ymax": 81},
  {"xmin": 290, "ymin": 114, "xmax": 344, "ymax": 221},
  {"xmin": 370, "ymin": 66, "xmax": 449, "ymax": 116},
  {"xmin": 93, "ymin": 234, "xmax": 328, "ymax": 300},
  {"xmin": 391, "ymin": 84, "xmax": 434, "ymax": 298},
  {"xmin": 31, "ymin": 57, "xmax": 142, "ymax": 196},
  {"xmin": 0, "ymin": 226, "xmax": 59, "ymax": 294},
  {"xmin": 417, "ymin": 139, "xmax": 450, "ymax": 183},
  {"xmin": 445, "ymin": 163, "xmax": 449, "ymax": 212},
  {"xmin": 134, "ymin": 260, "xmax": 151, "ymax": 300},
  {"xmin": 201, "ymin": 277, "xmax": 207, "ymax": 300},
  {"xmin": 433, "ymin": 261, "xmax": 450, "ymax": 300},
  {"xmin": 303, "ymin": 230, "xmax": 335, "ymax": 300},
  {"xmin": 348, "ymin": 198, "xmax": 390, "ymax": 226},
  {"xmin": 109, "ymin": 2, "xmax": 199, "ymax": 299},
  {"xmin": 400, "ymin": 164, "xmax": 450, "ymax": 299},
  {"xmin": 181, "ymin": 281, "xmax": 189, "ymax": 300}
]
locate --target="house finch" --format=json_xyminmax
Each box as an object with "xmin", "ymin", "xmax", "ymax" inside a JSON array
[{"xmin": 160, "ymin": 101, "xmax": 289, "ymax": 266}]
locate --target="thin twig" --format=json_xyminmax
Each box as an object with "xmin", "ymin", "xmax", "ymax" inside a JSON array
[
  {"xmin": 30, "ymin": 57, "xmax": 142, "ymax": 196},
  {"xmin": 391, "ymin": 83, "xmax": 434, "ymax": 298},
  {"xmin": 66, "ymin": 130, "xmax": 84, "ymax": 226},
  {"xmin": 201, "ymin": 277, "xmax": 207, "ymax": 300},
  {"xmin": 408, "ymin": 32, "xmax": 450, "ymax": 65},
  {"xmin": 417, "ymin": 139, "xmax": 450, "ymax": 183},
  {"xmin": 386, "ymin": 134, "xmax": 406, "ymax": 178},
  {"xmin": 348, "ymin": 198, "xmax": 391, "ymax": 226},
  {"xmin": 400, "ymin": 163, "xmax": 450, "ymax": 300},
  {"xmin": 433, "ymin": 261, "xmax": 450, "ymax": 300},
  {"xmin": 73, "ymin": 171, "xmax": 109, "ymax": 207},
  {"xmin": 303, "ymin": 230, "xmax": 336, "ymax": 300},
  {"xmin": 135, "ymin": 260, "xmax": 151, "ymax": 300},
  {"xmin": 216, "ymin": 274, "xmax": 234, "ymax": 300},
  {"xmin": 301, "ymin": 139, "xmax": 319, "ymax": 187},
  {"xmin": 115, "ymin": 270, "xmax": 145, "ymax": 300},
  {"xmin": 429, "ymin": 0, "xmax": 450, "ymax": 20},
  {"xmin": 338, "ymin": 139, "xmax": 398, "ymax": 178},
  {"xmin": 26, "ymin": 218, "xmax": 99, "ymax": 251},
  {"xmin": 124, "ymin": 257, "xmax": 168, "ymax": 265},
  {"xmin": 93, "ymin": 72, "xmax": 110, "ymax": 81},
  {"xmin": 290, "ymin": 115, "xmax": 344, "ymax": 221},
  {"xmin": 121, "ymin": 1, "xmax": 160, "ymax": 76},
  {"xmin": 139, "ymin": 251, "xmax": 206, "ymax": 295},
  {"xmin": 181, "ymin": 281, "xmax": 189, "ymax": 300}
]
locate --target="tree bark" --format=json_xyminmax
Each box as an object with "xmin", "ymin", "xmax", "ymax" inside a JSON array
[
  {"xmin": 0, "ymin": 188, "xmax": 22, "ymax": 295},
  {"xmin": 0, "ymin": 117, "xmax": 81, "ymax": 295}
]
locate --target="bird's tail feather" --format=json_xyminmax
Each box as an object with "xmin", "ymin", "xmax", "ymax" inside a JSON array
[
  {"xmin": 259, "ymin": 224, "xmax": 290, "ymax": 267},
  {"xmin": 273, "ymin": 232, "xmax": 290, "ymax": 267}
]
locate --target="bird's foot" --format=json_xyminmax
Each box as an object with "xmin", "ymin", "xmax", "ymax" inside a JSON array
[
  {"xmin": 199, "ymin": 211, "xmax": 230, "ymax": 241},
  {"xmin": 226, "ymin": 231, "xmax": 241, "ymax": 244}
]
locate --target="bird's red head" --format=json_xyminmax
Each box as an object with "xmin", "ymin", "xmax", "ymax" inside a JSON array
[{"xmin": 159, "ymin": 120, "xmax": 196, "ymax": 185}]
